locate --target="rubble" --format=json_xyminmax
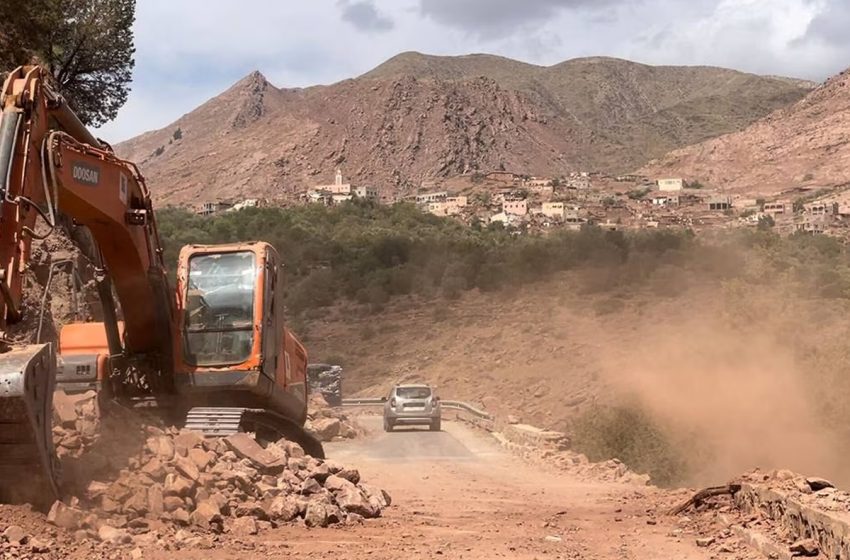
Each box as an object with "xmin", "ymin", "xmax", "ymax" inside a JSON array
[
  {"xmin": 46, "ymin": 426, "xmax": 390, "ymax": 543},
  {"xmin": 789, "ymin": 538, "xmax": 819, "ymax": 557}
]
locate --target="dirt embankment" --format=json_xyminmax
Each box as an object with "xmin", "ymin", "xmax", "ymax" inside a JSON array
[
  {"xmin": 6, "ymin": 224, "xmax": 100, "ymax": 347},
  {"xmin": 305, "ymin": 268, "xmax": 850, "ymax": 488}
]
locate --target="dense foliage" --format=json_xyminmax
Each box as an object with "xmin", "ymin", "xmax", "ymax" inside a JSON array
[
  {"xmin": 0, "ymin": 0, "xmax": 136, "ymax": 126},
  {"xmin": 156, "ymin": 201, "xmax": 850, "ymax": 316}
]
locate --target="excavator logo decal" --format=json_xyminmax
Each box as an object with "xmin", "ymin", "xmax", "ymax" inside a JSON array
[{"xmin": 72, "ymin": 162, "xmax": 101, "ymax": 186}]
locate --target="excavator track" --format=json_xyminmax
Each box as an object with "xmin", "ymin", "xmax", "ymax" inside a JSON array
[
  {"xmin": 0, "ymin": 344, "xmax": 61, "ymax": 505},
  {"xmin": 185, "ymin": 406, "xmax": 325, "ymax": 459}
]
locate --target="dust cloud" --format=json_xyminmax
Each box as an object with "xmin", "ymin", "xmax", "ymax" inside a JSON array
[{"xmin": 594, "ymin": 281, "xmax": 850, "ymax": 487}]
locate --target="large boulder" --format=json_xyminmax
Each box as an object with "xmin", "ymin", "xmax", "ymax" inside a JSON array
[
  {"xmin": 224, "ymin": 433, "xmax": 286, "ymax": 473},
  {"xmin": 310, "ymin": 418, "xmax": 341, "ymax": 442}
]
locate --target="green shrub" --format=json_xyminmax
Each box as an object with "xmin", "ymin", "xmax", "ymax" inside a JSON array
[
  {"xmin": 571, "ymin": 403, "xmax": 690, "ymax": 487},
  {"xmin": 154, "ymin": 202, "xmax": 850, "ymax": 317}
]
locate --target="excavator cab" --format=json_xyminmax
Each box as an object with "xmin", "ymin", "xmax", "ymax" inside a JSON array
[{"xmin": 173, "ymin": 242, "xmax": 317, "ymax": 455}]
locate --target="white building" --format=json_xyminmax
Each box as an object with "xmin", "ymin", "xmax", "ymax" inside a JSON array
[
  {"xmin": 657, "ymin": 178, "xmax": 684, "ymax": 192},
  {"xmin": 408, "ymin": 191, "xmax": 448, "ymax": 205},
  {"xmin": 489, "ymin": 212, "xmax": 517, "ymax": 226},
  {"xmin": 650, "ymin": 193, "xmax": 679, "ymax": 206},
  {"xmin": 227, "ymin": 199, "xmax": 259, "ymax": 212},
  {"xmin": 354, "ymin": 186, "xmax": 379, "ymax": 200},
  {"xmin": 315, "ymin": 168, "xmax": 352, "ymax": 195}
]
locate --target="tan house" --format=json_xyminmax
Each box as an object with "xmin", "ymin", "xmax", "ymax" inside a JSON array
[
  {"xmin": 503, "ymin": 199, "xmax": 528, "ymax": 216},
  {"xmin": 524, "ymin": 177, "xmax": 552, "ymax": 187},
  {"xmin": 409, "ymin": 191, "xmax": 448, "ymax": 204},
  {"xmin": 445, "ymin": 196, "xmax": 468, "ymax": 213},
  {"xmin": 541, "ymin": 202, "xmax": 565, "ymax": 219},
  {"xmin": 708, "ymin": 195, "xmax": 732, "ymax": 211},
  {"xmin": 763, "ymin": 201, "xmax": 790, "ymax": 215},
  {"xmin": 428, "ymin": 202, "xmax": 450, "ymax": 217},
  {"xmin": 803, "ymin": 201, "xmax": 838, "ymax": 216}
]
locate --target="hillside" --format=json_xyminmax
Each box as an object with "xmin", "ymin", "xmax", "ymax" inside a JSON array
[
  {"xmin": 303, "ymin": 269, "xmax": 850, "ymax": 488},
  {"xmin": 116, "ymin": 52, "xmax": 813, "ymax": 206},
  {"xmin": 641, "ymin": 67, "xmax": 850, "ymax": 195}
]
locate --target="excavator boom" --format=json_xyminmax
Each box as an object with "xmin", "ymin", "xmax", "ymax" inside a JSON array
[
  {"xmin": 0, "ymin": 66, "xmax": 174, "ymax": 501},
  {"xmin": 0, "ymin": 66, "xmax": 321, "ymax": 504}
]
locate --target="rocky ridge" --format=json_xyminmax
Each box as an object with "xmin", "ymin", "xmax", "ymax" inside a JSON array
[
  {"xmin": 115, "ymin": 53, "xmax": 813, "ymax": 205},
  {"xmin": 641, "ymin": 67, "xmax": 850, "ymax": 195}
]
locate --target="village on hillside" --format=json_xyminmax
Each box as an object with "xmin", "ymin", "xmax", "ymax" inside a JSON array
[{"xmin": 194, "ymin": 167, "xmax": 850, "ymax": 238}]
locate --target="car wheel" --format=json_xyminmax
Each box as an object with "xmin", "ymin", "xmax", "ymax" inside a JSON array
[
  {"xmin": 430, "ymin": 419, "xmax": 441, "ymax": 432},
  {"xmin": 383, "ymin": 418, "xmax": 393, "ymax": 432}
]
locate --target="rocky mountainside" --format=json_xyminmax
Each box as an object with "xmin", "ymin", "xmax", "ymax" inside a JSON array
[
  {"xmin": 116, "ymin": 52, "xmax": 813, "ymax": 205},
  {"xmin": 641, "ymin": 67, "xmax": 850, "ymax": 196}
]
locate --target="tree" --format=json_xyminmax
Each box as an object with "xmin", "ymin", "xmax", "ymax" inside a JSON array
[
  {"xmin": 0, "ymin": 0, "xmax": 136, "ymax": 126},
  {"xmin": 0, "ymin": 1, "xmax": 50, "ymax": 70}
]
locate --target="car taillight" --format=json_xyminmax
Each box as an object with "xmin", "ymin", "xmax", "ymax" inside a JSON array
[{"xmin": 390, "ymin": 398, "xmax": 397, "ymax": 408}]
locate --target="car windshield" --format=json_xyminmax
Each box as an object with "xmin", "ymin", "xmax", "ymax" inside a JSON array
[
  {"xmin": 184, "ymin": 251, "xmax": 256, "ymax": 366},
  {"xmin": 396, "ymin": 387, "xmax": 432, "ymax": 399}
]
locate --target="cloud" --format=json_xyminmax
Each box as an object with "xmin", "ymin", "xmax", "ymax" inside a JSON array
[
  {"xmin": 624, "ymin": 0, "xmax": 846, "ymax": 80},
  {"xmin": 799, "ymin": 0, "xmax": 850, "ymax": 47},
  {"xmin": 418, "ymin": 0, "xmax": 623, "ymax": 37},
  {"xmin": 94, "ymin": 0, "xmax": 850, "ymax": 143},
  {"xmin": 339, "ymin": 0, "xmax": 394, "ymax": 32}
]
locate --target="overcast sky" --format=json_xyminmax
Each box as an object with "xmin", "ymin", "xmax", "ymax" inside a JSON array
[{"xmin": 95, "ymin": 0, "xmax": 850, "ymax": 142}]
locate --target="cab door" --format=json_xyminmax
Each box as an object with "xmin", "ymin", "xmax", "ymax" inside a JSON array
[{"xmin": 260, "ymin": 249, "xmax": 280, "ymax": 384}]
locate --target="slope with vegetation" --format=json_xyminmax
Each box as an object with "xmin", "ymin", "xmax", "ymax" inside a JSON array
[
  {"xmin": 157, "ymin": 202, "xmax": 850, "ymax": 488},
  {"xmin": 119, "ymin": 53, "xmax": 813, "ymax": 205}
]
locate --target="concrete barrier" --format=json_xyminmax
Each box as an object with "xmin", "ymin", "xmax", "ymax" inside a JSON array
[
  {"xmin": 734, "ymin": 482, "xmax": 850, "ymax": 560},
  {"xmin": 501, "ymin": 423, "xmax": 570, "ymax": 451}
]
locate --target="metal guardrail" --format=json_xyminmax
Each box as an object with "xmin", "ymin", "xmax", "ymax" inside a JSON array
[
  {"xmin": 440, "ymin": 400, "xmax": 492, "ymax": 420},
  {"xmin": 340, "ymin": 397, "xmax": 385, "ymax": 407},
  {"xmin": 340, "ymin": 397, "xmax": 492, "ymax": 420}
]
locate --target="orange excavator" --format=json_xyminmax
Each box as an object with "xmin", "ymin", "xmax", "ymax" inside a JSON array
[{"xmin": 0, "ymin": 66, "xmax": 322, "ymax": 502}]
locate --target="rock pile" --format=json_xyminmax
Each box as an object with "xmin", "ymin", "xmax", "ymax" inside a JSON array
[
  {"xmin": 48, "ymin": 427, "xmax": 390, "ymax": 543},
  {"xmin": 52, "ymin": 390, "xmax": 100, "ymax": 459}
]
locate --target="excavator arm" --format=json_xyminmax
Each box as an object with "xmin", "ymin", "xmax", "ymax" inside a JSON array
[{"xmin": 0, "ymin": 66, "xmax": 175, "ymax": 502}]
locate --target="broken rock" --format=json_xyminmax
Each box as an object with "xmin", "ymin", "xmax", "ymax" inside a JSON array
[
  {"xmin": 224, "ymin": 433, "xmax": 286, "ymax": 473},
  {"xmin": 806, "ymin": 477, "xmax": 834, "ymax": 492},
  {"xmin": 3, "ymin": 525, "xmax": 28, "ymax": 545},
  {"xmin": 311, "ymin": 418, "xmax": 341, "ymax": 441},
  {"xmin": 47, "ymin": 500, "xmax": 85, "ymax": 530},
  {"xmin": 790, "ymin": 538, "xmax": 819, "ymax": 557},
  {"xmin": 304, "ymin": 496, "xmax": 342, "ymax": 528},
  {"xmin": 191, "ymin": 500, "xmax": 222, "ymax": 529},
  {"xmin": 98, "ymin": 525, "xmax": 132, "ymax": 545},
  {"xmin": 268, "ymin": 495, "xmax": 304, "ymax": 521},
  {"xmin": 230, "ymin": 516, "xmax": 258, "ymax": 536}
]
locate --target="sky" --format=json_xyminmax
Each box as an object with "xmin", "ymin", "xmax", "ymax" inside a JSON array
[{"xmin": 94, "ymin": 0, "xmax": 850, "ymax": 142}]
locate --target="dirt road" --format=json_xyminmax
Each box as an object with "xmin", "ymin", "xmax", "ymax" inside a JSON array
[{"xmin": 126, "ymin": 416, "xmax": 751, "ymax": 559}]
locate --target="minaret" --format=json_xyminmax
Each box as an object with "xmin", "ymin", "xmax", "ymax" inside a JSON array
[{"xmin": 335, "ymin": 168, "xmax": 343, "ymax": 186}]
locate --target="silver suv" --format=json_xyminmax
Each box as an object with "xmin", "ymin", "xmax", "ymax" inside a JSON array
[{"xmin": 383, "ymin": 384, "xmax": 441, "ymax": 432}]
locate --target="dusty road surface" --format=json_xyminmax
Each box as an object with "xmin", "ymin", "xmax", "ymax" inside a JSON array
[{"xmin": 116, "ymin": 415, "xmax": 750, "ymax": 560}]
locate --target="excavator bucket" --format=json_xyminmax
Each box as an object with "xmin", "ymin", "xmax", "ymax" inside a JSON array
[{"xmin": 0, "ymin": 344, "xmax": 61, "ymax": 505}]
